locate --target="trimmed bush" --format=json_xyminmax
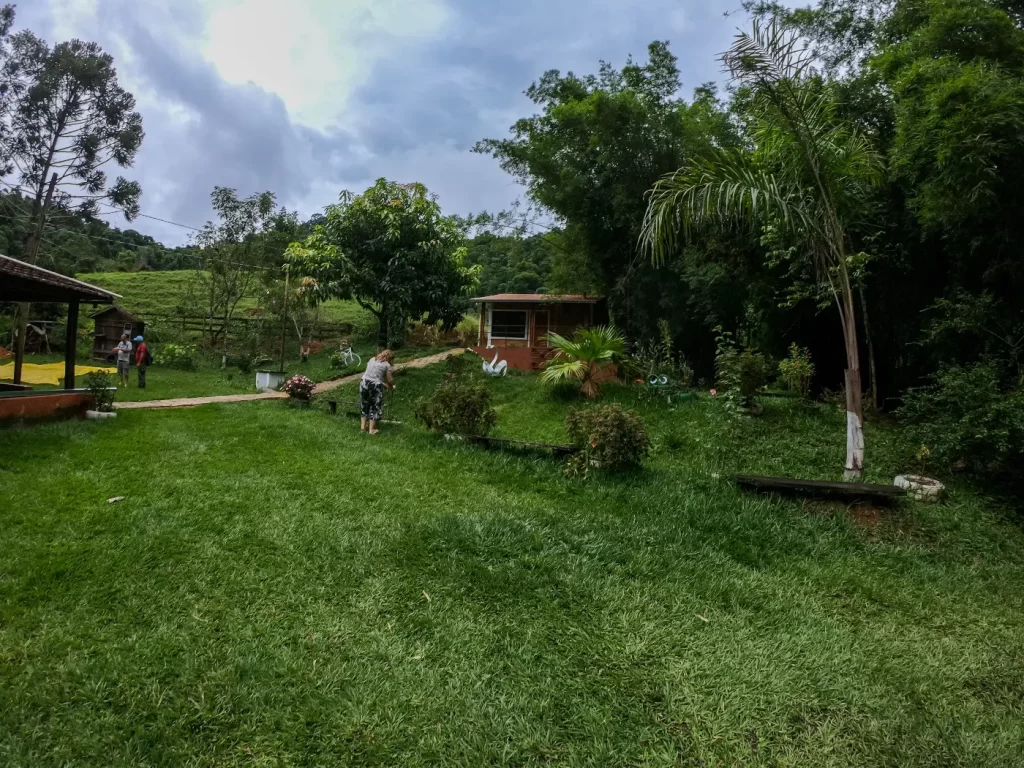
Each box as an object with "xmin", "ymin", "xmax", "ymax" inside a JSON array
[
  {"xmin": 414, "ymin": 357, "xmax": 497, "ymax": 436},
  {"xmin": 566, "ymin": 404, "xmax": 650, "ymax": 471},
  {"xmin": 84, "ymin": 370, "xmax": 116, "ymax": 412}
]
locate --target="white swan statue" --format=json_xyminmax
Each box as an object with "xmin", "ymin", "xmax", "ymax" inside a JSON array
[{"xmin": 482, "ymin": 346, "xmax": 508, "ymax": 376}]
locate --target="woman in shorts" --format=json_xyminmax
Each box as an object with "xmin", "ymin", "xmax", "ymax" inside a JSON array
[{"xmin": 360, "ymin": 349, "xmax": 396, "ymax": 434}]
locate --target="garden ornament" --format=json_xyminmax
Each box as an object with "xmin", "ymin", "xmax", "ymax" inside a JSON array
[{"xmin": 482, "ymin": 348, "xmax": 508, "ymax": 377}]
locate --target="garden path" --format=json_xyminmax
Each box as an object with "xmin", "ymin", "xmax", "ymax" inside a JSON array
[{"xmin": 114, "ymin": 349, "xmax": 465, "ymax": 410}]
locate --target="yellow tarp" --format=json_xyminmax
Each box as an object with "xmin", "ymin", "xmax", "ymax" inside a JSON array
[{"xmin": 0, "ymin": 362, "xmax": 116, "ymax": 386}]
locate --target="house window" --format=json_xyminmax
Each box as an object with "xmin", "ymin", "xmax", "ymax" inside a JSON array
[{"xmin": 490, "ymin": 309, "xmax": 529, "ymax": 340}]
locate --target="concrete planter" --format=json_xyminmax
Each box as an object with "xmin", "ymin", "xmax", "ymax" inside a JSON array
[
  {"xmin": 894, "ymin": 474, "xmax": 946, "ymax": 503},
  {"xmin": 255, "ymin": 370, "xmax": 286, "ymax": 392},
  {"xmin": 85, "ymin": 410, "xmax": 118, "ymax": 420}
]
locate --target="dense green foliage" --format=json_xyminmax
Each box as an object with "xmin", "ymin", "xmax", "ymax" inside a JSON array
[
  {"xmin": 288, "ymin": 179, "xmax": 476, "ymax": 348},
  {"xmin": 778, "ymin": 344, "xmax": 816, "ymax": 398},
  {"xmin": 82, "ymin": 369, "xmax": 114, "ymax": 412},
  {"xmin": 0, "ymin": 11, "xmax": 143, "ymax": 222},
  {"xmin": 462, "ymin": 232, "xmax": 555, "ymax": 296},
  {"xmin": 479, "ymin": 0, "xmax": 1024, "ymax": 479},
  {"xmin": 565, "ymin": 403, "xmax": 650, "ymax": 471},
  {"xmin": 0, "ymin": 191, "xmax": 191, "ymax": 275},
  {"xmin": 542, "ymin": 325, "xmax": 626, "ymax": 400},
  {"xmin": 414, "ymin": 354, "xmax": 498, "ymax": 436},
  {"xmin": 3, "ymin": 366, "xmax": 1024, "ymax": 765},
  {"xmin": 476, "ymin": 43, "xmax": 762, "ymax": 353},
  {"xmin": 899, "ymin": 363, "xmax": 1024, "ymax": 480}
]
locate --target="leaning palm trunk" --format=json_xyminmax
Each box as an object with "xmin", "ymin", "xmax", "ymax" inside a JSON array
[{"xmin": 641, "ymin": 16, "xmax": 881, "ymax": 480}]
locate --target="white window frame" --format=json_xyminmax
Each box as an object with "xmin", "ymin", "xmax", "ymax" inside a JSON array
[{"xmin": 488, "ymin": 307, "xmax": 529, "ymax": 343}]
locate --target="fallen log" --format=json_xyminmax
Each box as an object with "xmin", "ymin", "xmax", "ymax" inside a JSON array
[
  {"xmin": 463, "ymin": 434, "xmax": 576, "ymax": 458},
  {"xmin": 735, "ymin": 475, "xmax": 906, "ymax": 502}
]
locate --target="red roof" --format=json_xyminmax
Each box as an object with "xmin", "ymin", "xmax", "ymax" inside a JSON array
[{"xmin": 472, "ymin": 294, "xmax": 601, "ymax": 303}]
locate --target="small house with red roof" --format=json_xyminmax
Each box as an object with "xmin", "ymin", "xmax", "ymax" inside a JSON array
[{"xmin": 471, "ymin": 293, "xmax": 609, "ymax": 372}]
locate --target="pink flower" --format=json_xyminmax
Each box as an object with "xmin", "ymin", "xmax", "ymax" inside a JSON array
[{"xmin": 710, "ymin": 389, "xmax": 718, "ymax": 396}]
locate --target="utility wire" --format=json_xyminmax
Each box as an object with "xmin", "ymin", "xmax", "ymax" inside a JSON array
[
  {"xmin": 1, "ymin": 179, "xmax": 206, "ymax": 234},
  {"xmin": 0, "ymin": 210, "xmax": 280, "ymax": 273}
]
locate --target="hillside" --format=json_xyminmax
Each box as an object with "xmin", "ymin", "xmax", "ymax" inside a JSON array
[{"xmin": 78, "ymin": 270, "xmax": 377, "ymax": 331}]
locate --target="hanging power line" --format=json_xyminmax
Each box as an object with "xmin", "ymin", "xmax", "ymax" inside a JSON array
[
  {"xmin": 94, "ymin": 207, "xmax": 204, "ymax": 232},
  {"xmin": 1, "ymin": 179, "xmax": 206, "ymax": 234},
  {"xmin": 0, "ymin": 210, "xmax": 281, "ymax": 273}
]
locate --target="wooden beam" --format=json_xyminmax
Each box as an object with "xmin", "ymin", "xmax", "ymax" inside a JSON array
[
  {"xmin": 12, "ymin": 303, "xmax": 27, "ymax": 384},
  {"xmin": 64, "ymin": 299, "xmax": 80, "ymax": 390},
  {"xmin": 735, "ymin": 475, "xmax": 906, "ymax": 501}
]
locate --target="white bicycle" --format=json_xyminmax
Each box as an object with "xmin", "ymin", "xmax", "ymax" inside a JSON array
[{"xmin": 338, "ymin": 345, "xmax": 361, "ymax": 368}]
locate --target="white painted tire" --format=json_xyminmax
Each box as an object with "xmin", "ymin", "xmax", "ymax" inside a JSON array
[
  {"xmin": 85, "ymin": 410, "xmax": 118, "ymax": 420},
  {"xmin": 894, "ymin": 475, "xmax": 945, "ymax": 503}
]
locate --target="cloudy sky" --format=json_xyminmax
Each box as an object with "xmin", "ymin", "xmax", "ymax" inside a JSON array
[{"xmin": 19, "ymin": 0, "xmax": 746, "ymax": 246}]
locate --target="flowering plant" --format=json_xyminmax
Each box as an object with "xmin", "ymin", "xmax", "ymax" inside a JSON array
[{"xmin": 284, "ymin": 374, "xmax": 316, "ymax": 400}]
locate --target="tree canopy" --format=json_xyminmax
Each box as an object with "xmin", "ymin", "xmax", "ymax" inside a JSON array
[{"xmin": 286, "ymin": 179, "xmax": 476, "ymax": 348}]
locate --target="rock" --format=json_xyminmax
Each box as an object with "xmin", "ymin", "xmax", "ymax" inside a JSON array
[
  {"xmin": 85, "ymin": 410, "xmax": 117, "ymax": 420},
  {"xmin": 894, "ymin": 474, "xmax": 946, "ymax": 503}
]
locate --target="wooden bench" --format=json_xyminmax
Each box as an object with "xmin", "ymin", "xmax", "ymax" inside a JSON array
[{"xmin": 735, "ymin": 475, "xmax": 906, "ymax": 502}]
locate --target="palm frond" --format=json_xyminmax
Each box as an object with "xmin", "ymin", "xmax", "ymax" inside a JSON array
[{"xmin": 642, "ymin": 150, "xmax": 819, "ymax": 264}]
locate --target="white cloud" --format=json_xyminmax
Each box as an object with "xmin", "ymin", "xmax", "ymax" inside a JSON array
[{"xmin": 201, "ymin": 0, "xmax": 451, "ymax": 130}]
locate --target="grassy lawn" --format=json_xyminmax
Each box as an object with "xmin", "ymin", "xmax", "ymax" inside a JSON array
[
  {"xmin": 2, "ymin": 366, "xmax": 1023, "ymax": 765},
  {"xmin": 77, "ymin": 270, "xmax": 377, "ymax": 329}
]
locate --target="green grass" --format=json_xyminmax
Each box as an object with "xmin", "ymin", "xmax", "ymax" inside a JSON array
[
  {"xmin": 2, "ymin": 367, "xmax": 1023, "ymax": 766},
  {"xmin": 77, "ymin": 270, "xmax": 376, "ymax": 329}
]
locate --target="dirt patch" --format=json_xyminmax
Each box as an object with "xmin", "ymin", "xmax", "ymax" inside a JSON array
[{"xmin": 848, "ymin": 504, "xmax": 883, "ymax": 529}]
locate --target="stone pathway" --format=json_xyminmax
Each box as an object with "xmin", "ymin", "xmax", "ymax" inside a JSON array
[{"xmin": 114, "ymin": 349, "xmax": 464, "ymax": 410}]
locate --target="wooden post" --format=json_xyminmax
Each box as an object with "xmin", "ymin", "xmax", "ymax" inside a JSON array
[
  {"xmin": 279, "ymin": 265, "xmax": 289, "ymax": 373},
  {"xmin": 13, "ymin": 173, "xmax": 58, "ymax": 385},
  {"xmin": 478, "ymin": 303, "xmax": 487, "ymax": 347},
  {"xmin": 64, "ymin": 300, "xmax": 80, "ymax": 390}
]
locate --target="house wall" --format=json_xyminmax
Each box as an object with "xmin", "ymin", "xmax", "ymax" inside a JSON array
[
  {"xmin": 475, "ymin": 300, "xmax": 603, "ymax": 372},
  {"xmin": 0, "ymin": 391, "xmax": 93, "ymax": 422}
]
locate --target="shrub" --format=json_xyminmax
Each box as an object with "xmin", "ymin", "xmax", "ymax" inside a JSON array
[
  {"xmin": 283, "ymin": 374, "xmax": 316, "ymax": 400},
  {"xmin": 899, "ymin": 363, "xmax": 1024, "ymax": 478},
  {"xmin": 565, "ymin": 404, "xmax": 650, "ymax": 472},
  {"xmin": 778, "ymin": 343, "xmax": 815, "ymax": 398},
  {"xmin": 84, "ymin": 370, "xmax": 116, "ymax": 412},
  {"xmin": 714, "ymin": 327, "xmax": 767, "ymax": 413},
  {"xmin": 157, "ymin": 343, "xmax": 198, "ymax": 370},
  {"xmin": 414, "ymin": 359, "xmax": 497, "ymax": 436}
]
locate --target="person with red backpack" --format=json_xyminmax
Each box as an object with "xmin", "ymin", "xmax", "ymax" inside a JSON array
[{"xmin": 134, "ymin": 336, "xmax": 152, "ymax": 388}]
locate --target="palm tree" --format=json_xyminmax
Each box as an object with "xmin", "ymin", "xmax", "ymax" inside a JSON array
[
  {"xmin": 542, "ymin": 326, "xmax": 626, "ymax": 400},
  {"xmin": 641, "ymin": 17, "xmax": 882, "ymax": 479}
]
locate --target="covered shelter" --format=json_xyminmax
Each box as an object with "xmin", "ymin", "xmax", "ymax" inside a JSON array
[
  {"xmin": 471, "ymin": 293, "xmax": 609, "ymax": 372},
  {"xmin": 90, "ymin": 306, "xmax": 144, "ymax": 362},
  {"xmin": 1, "ymin": 255, "xmax": 119, "ymax": 418}
]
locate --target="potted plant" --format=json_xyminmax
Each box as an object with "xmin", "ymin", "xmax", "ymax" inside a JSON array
[
  {"xmin": 84, "ymin": 370, "xmax": 117, "ymax": 420},
  {"xmin": 283, "ymin": 374, "xmax": 315, "ymax": 405}
]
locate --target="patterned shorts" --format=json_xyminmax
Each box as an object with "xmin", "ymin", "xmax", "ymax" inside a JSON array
[{"xmin": 360, "ymin": 380, "xmax": 384, "ymax": 421}]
